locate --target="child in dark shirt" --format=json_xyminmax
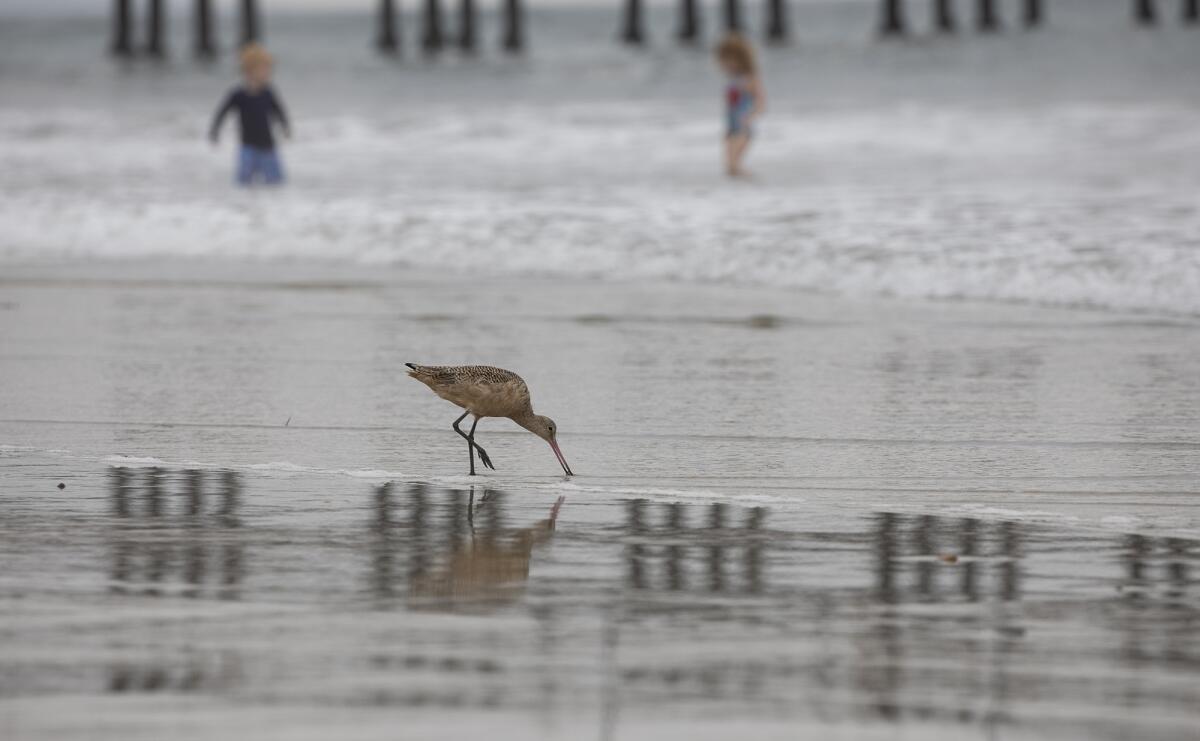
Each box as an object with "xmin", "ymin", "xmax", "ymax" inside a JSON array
[{"xmin": 209, "ymin": 44, "xmax": 291, "ymax": 186}]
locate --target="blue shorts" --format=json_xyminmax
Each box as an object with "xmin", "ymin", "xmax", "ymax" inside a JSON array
[
  {"xmin": 237, "ymin": 145, "xmax": 284, "ymax": 185},
  {"xmin": 727, "ymin": 112, "xmax": 753, "ymax": 138}
]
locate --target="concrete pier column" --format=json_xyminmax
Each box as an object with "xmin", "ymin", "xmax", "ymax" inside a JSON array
[
  {"xmin": 723, "ymin": 0, "xmax": 743, "ymax": 32},
  {"xmin": 978, "ymin": 0, "xmax": 1001, "ymax": 32},
  {"xmin": 1134, "ymin": 0, "xmax": 1158, "ymax": 25},
  {"xmin": 377, "ymin": 0, "xmax": 400, "ymax": 54},
  {"xmin": 765, "ymin": 0, "xmax": 788, "ymax": 43},
  {"xmin": 194, "ymin": 0, "xmax": 216, "ymax": 58},
  {"xmin": 933, "ymin": 0, "xmax": 956, "ymax": 32},
  {"xmin": 622, "ymin": 0, "xmax": 646, "ymax": 44},
  {"xmin": 879, "ymin": 0, "xmax": 906, "ymax": 37},
  {"xmin": 112, "ymin": 0, "xmax": 134, "ymax": 57},
  {"xmin": 145, "ymin": 0, "xmax": 166, "ymax": 57},
  {"xmin": 422, "ymin": 0, "xmax": 444, "ymax": 53},
  {"xmin": 502, "ymin": 0, "xmax": 524, "ymax": 52},
  {"xmin": 678, "ymin": 0, "xmax": 700, "ymax": 43},
  {"xmin": 459, "ymin": 0, "xmax": 477, "ymax": 52},
  {"xmin": 240, "ymin": 0, "xmax": 261, "ymax": 45},
  {"xmin": 1024, "ymin": 0, "xmax": 1044, "ymax": 27}
]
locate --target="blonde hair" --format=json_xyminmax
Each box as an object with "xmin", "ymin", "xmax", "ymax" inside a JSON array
[
  {"xmin": 716, "ymin": 33, "xmax": 756, "ymax": 75},
  {"xmin": 239, "ymin": 43, "xmax": 273, "ymax": 72}
]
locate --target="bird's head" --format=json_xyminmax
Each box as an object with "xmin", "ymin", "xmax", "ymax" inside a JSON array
[{"xmin": 527, "ymin": 414, "xmax": 573, "ymax": 476}]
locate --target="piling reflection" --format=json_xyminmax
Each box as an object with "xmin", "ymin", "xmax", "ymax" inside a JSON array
[
  {"xmin": 603, "ymin": 505, "xmax": 1197, "ymax": 733},
  {"xmin": 623, "ymin": 500, "xmax": 768, "ymax": 595},
  {"xmin": 108, "ymin": 467, "xmax": 245, "ymax": 599},
  {"xmin": 92, "ymin": 475, "xmax": 1200, "ymax": 731},
  {"xmin": 104, "ymin": 467, "xmax": 246, "ymax": 693}
]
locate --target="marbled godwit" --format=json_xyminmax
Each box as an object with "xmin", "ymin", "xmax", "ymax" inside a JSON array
[{"xmin": 405, "ymin": 364, "xmax": 573, "ymax": 476}]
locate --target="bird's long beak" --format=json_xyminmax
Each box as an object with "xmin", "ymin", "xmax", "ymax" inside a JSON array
[{"xmin": 549, "ymin": 440, "xmax": 573, "ymax": 477}]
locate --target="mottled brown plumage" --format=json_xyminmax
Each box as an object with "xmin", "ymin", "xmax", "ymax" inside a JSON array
[{"xmin": 406, "ymin": 363, "xmax": 573, "ymax": 476}]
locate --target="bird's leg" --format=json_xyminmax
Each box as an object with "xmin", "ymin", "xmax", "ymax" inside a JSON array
[
  {"xmin": 467, "ymin": 417, "xmax": 496, "ymax": 471},
  {"xmin": 452, "ymin": 411, "xmax": 477, "ymax": 476}
]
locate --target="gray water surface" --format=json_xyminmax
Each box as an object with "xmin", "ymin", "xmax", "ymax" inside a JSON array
[{"xmin": 1, "ymin": 263, "xmax": 1198, "ymax": 739}]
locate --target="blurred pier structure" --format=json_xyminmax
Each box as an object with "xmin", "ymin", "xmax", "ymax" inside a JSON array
[
  {"xmin": 459, "ymin": 0, "xmax": 478, "ymax": 52},
  {"xmin": 1024, "ymin": 0, "xmax": 1044, "ymax": 25},
  {"xmin": 934, "ymin": 0, "xmax": 957, "ymax": 31},
  {"xmin": 377, "ymin": 0, "xmax": 400, "ymax": 54},
  {"xmin": 880, "ymin": 0, "xmax": 907, "ymax": 35},
  {"xmin": 195, "ymin": 0, "xmax": 216, "ymax": 57},
  {"xmin": 621, "ymin": 0, "xmax": 645, "ymax": 45},
  {"xmin": 978, "ymin": 0, "xmax": 1002, "ymax": 31},
  {"xmin": 678, "ymin": 0, "xmax": 700, "ymax": 42},
  {"xmin": 502, "ymin": 0, "xmax": 524, "ymax": 51},
  {"xmin": 1132, "ymin": 0, "xmax": 1200, "ymax": 24},
  {"xmin": 422, "ymin": 0, "xmax": 444, "ymax": 53},
  {"xmin": 239, "ymin": 0, "xmax": 260, "ymax": 45},
  {"xmin": 145, "ymin": 0, "xmax": 165, "ymax": 57},
  {"xmin": 107, "ymin": 0, "xmax": 1198, "ymax": 62},
  {"xmin": 111, "ymin": 0, "xmax": 133, "ymax": 56},
  {"xmin": 766, "ymin": 0, "xmax": 788, "ymax": 41},
  {"xmin": 723, "ymin": 0, "xmax": 744, "ymax": 33}
]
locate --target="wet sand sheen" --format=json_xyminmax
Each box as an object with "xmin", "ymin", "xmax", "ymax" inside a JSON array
[{"xmin": 1, "ymin": 262, "xmax": 1198, "ymax": 739}]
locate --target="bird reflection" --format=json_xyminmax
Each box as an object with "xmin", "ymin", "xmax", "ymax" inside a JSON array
[{"xmin": 368, "ymin": 483, "xmax": 563, "ymax": 612}]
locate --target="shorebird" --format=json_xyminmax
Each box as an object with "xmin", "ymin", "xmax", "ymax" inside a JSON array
[{"xmin": 405, "ymin": 364, "xmax": 573, "ymax": 476}]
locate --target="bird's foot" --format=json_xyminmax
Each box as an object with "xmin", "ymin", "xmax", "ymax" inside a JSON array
[{"xmin": 475, "ymin": 445, "xmax": 496, "ymax": 471}]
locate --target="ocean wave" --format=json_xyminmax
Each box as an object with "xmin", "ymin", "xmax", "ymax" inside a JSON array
[{"xmin": 2, "ymin": 101, "xmax": 1198, "ymax": 316}]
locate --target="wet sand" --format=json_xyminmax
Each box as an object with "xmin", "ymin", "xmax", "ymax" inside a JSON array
[{"xmin": 1, "ymin": 261, "xmax": 1198, "ymax": 740}]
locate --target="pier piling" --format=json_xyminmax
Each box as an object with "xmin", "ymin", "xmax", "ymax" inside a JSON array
[
  {"xmin": 1185, "ymin": 0, "xmax": 1199, "ymax": 23},
  {"xmin": 978, "ymin": 0, "xmax": 1001, "ymax": 32},
  {"xmin": 723, "ymin": 0, "xmax": 742, "ymax": 32},
  {"xmin": 459, "ymin": 0, "xmax": 477, "ymax": 52},
  {"xmin": 194, "ymin": 0, "xmax": 216, "ymax": 58},
  {"xmin": 502, "ymin": 0, "xmax": 523, "ymax": 52},
  {"xmin": 678, "ymin": 0, "xmax": 700, "ymax": 43},
  {"xmin": 145, "ymin": 0, "xmax": 165, "ymax": 58},
  {"xmin": 422, "ymin": 0, "xmax": 444, "ymax": 53},
  {"xmin": 377, "ymin": 0, "xmax": 399, "ymax": 54},
  {"xmin": 1024, "ymin": 0, "xmax": 1043, "ymax": 27},
  {"xmin": 934, "ymin": 0, "xmax": 956, "ymax": 32},
  {"xmin": 879, "ymin": 0, "xmax": 906, "ymax": 36},
  {"xmin": 622, "ymin": 0, "xmax": 646, "ymax": 44},
  {"xmin": 1134, "ymin": 0, "xmax": 1158, "ymax": 24},
  {"xmin": 112, "ymin": 0, "xmax": 134, "ymax": 57},
  {"xmin": 765, "ymin": 0, "xmax": 788, "ymax": 43},
  {"xmin": 240, "ymin": 0, "xmax": 261, "ymax": 46}
]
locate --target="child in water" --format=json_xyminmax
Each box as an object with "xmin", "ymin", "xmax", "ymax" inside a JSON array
[
  {"xmin": 209, "ymin": 44, "xmax": 291, "ymax": 186},
  {"xmin": 715, "ymin": 34, "xmax": 765, "ymax": 178}
]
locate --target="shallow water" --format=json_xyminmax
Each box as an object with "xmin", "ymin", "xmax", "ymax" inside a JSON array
[
  {"xmin": 2, "ymin": 467, "xmax": 1198, "ymax": 741},
  {"xmin": 1, "ymin": 264, "xmax": 1199, "ymax": 739}
]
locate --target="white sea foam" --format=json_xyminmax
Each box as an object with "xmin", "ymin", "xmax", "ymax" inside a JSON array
[
  {"xmin": 104, "ymin": 455, "xmax": 169, "ymax": 468},
  {"xmin": 248, "ymin": 461, "xmax": 319, "ymax": 473}
]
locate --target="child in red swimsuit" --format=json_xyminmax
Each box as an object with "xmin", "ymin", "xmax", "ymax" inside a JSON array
[{"xmin": 716, "ymin": 34, "xmax": 766, "ymax": 178}]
